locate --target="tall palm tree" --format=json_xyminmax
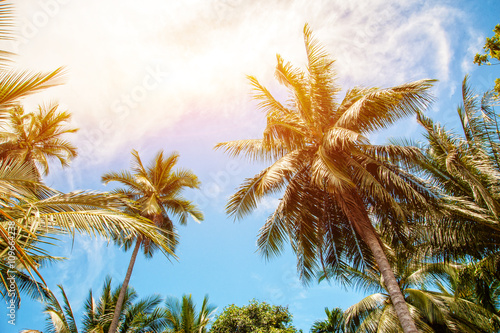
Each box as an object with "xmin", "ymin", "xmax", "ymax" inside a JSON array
[
  {"xmin": 215, "ymin": 24, "xmax": 436, "ymax": 333},
  {"xmin": 0, "ymin": 103, "xmax": 78, "ymax": 176},
  {"xmin": 163, "ymin": 294, "xmax": 216, "ymax": 333},
  {"xmin": 102, "ymin": 149, "xmax": 204, "ymax": 333}
]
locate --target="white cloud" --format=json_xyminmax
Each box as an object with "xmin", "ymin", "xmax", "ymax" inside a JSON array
[
  {"xmin": 9, "ymin": 0, "xmax": 470, "ymax": 170},
  {"xmin": 255, "ymin": 196, "xmax": 281, "ymax": 216},
  {"xmin": 461, "ymin": 34, "xmax": 485, "ymax": 74}
]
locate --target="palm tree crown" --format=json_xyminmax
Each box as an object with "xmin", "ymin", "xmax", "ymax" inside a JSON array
[
  {"xmin": 102, "ymin": 149, "xmax": 203, "ymax": 254},
  {"xmin": 311, "ymin": 307, "xmax": 347, "ymax": 333},
  {"xmin": 0, "ymin": 103, "xmax": 78, "ymax": 176},
  {"xmin": 163, "ymin": 294, "xmax": 216, "ymax": 333}
]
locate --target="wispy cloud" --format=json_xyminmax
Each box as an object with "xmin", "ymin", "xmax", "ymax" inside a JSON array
[
  {"xmin": 10, "ymin": 0, "xmax": 473, "ymax": 177},
  {"xmin": 45, "ymin": 235, "xmax": 115, "ymax": 312}
]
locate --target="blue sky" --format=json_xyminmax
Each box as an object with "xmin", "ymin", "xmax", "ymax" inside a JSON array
[{"xmin": 2, "ymin": 0, "xmax": 500, "ymax": 331}]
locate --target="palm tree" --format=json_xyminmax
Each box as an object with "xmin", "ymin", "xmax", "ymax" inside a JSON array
[
  {"xmin": 0, "ymin": 2, "xmax": 73, "ymax": 178},
  {"xmin": 311, "ymin": 307, "xmax": 347, "ymax": 333},
  {"xmin": 457, "ymin": 254, "xmax": 500, "ymax": 317},
  {"xmin": 43, "ymin": 285, "xmax": 79, "ymax": 333},
  {"xmin": 335, "ymin": 258, "xmax": 500, "ymax": 332},
  {"xmin": 0, "ymin": 94, "xmax": 175, "ymax": 306},
  {"xmin": 215, "ymin": 24, "xmax": 435, "ymax": 333},
  {"xmin": 82, "ymin": 277, "xmax": 166, "ymax": 333},
  {"xmin": 397, "ymin": 76, "xmax": 500, "ymax": 263},
  {"xmin": 163, "ymin": 294, "xmax": 216, "ymax": 333},
  {"xmin": 39, "ymin": 277, "xmax": 166, "ymax": 333},
  {"xmin": 102, "ymin": 149, "xmax": 204, "ymax": 333},
  {"xmin": 0, "ymin": 103, "xmax": 78, "ymax": 176}
]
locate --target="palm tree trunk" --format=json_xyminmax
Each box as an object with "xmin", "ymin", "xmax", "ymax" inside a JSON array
[
  {"xmin": 361, "ymin": 226, "xmax": 418, "ymax": 333},
  {"xmin": 108, "ymin": 238, "xmax": 141, "ymax": 333},
  {"xmin": 341, "ymin": 192, "xmax": 418, "ymax": 333}
]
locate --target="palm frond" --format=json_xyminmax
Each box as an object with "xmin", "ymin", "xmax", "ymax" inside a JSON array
[
  {"xmin": 303, "ymin": 23, "xmax": 340, "ymax": 128},
  {"xmin": 0, "ymin": 68, "xmax": 66, "ymax": 110},
  {"xmin": 214, "ymin": 138, "xmax": 288, "ymax": 163},
  {"xmin": 335, "ymin": 79, "xmax": 435, "ymax": 134}
]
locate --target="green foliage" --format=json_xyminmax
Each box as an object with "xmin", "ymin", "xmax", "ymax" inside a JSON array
[
  {"xmin": 40, "ymin": 277, "xmax": 167, "ymax": 333},
  {"xmin": 474, "ymin": 24, "xmax": 500, "ymax": 65},
  {"xmin": 474, "ymin": 24, "xmax": 500, "ymax": 95},
  {"xmin": 333, "ymin": 258, "xmax": 500, "ymax": 332},
  {"xmin": 310, "ymin": 307, "xmax": 346, "ymax": 333},
  {"xmin": 409, "ymin": 76, "xmax": 500, "ymax": 261},
  {"xmin": 209, "ymin": 300, "xmax": 299, "ymax": 333},
  {"xmin": 163, "ymin": 294, "xmax": 216, "ymax": 333},
  {"xmin": 387, "ymin": 76, "xmax": 500, "ymax": 333}
]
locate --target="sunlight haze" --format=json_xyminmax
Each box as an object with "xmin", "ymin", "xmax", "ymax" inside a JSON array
[{"xmin": 2, "ymin": 0, "xmax": 500, "ymax": 331}]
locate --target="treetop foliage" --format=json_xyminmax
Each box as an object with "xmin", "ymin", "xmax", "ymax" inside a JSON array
[
  {"xmin": 209, "ymin": 300, "xmax": 300, "ymax": 333},
  {"xmin": 474, "ymin": 24, "xmax": 500, "ymax": 95}
]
